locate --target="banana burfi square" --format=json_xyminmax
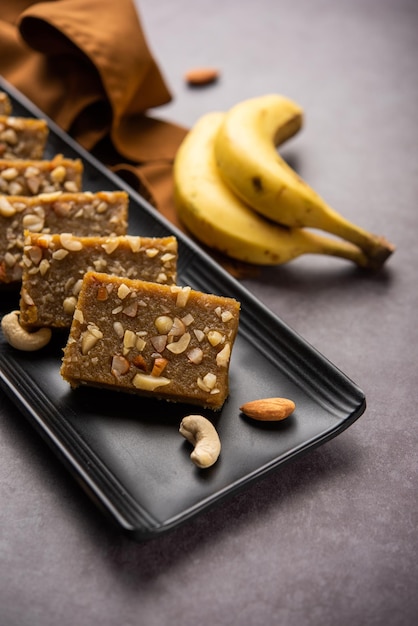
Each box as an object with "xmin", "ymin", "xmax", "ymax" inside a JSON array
[
  {"xmin": 0, "ymin": 190, "xmax": 128, "ymax": 284},
  {"xmin": 0, "ymin": 116, "xmax": 48, "ymax": 159},
  {"xmin": 20, "ymin": 232, "xmax": 178, "ymax": 328},
  {"xmin": 0, "ymin": 92, "xmax": 12, "ymax": 116},
  {"xmin": 0, "ymin": 154, "xmax": 83, "ymax": 196},
  {"xmin": 60, "ymin": 272, "xmax": 240, "ymax": 410}
]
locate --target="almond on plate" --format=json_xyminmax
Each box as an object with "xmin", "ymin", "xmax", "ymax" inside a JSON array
[
  {"xmin": 184, "ymin": 67, "xmax": 219, "ymax": 86},
  {"xmin": 240, "ymin": 397, "xmax": 295, "ymax": 421}
]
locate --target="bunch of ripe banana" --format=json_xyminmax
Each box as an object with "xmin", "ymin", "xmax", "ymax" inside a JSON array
[{"xmin": 173, "ymin": 94, "xmax": 395, "ymax": 269}]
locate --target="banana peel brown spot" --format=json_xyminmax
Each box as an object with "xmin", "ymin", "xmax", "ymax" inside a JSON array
[{"xmin": 252, "ymin": 176, "xmax": 263, "ymax": 192}]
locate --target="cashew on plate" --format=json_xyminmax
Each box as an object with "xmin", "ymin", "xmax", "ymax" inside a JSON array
[
  {"xmin": 179, "ymin": 414, "xmax": 221, "ymax": 468},
  {"xmin": 1, "ymin": 310, "xmax": 51, "ymax": 351}
]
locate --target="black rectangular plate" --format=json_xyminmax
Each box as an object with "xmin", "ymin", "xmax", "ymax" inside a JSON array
[{"xmin": 0, "ymin": 78, "xmax": 366, "ymax": 541}]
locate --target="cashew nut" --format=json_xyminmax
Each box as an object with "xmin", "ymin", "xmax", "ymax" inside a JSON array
[
  {"xmin": 1, "ymin": 310, "xmax": 52, "ymax": 351},
  {"xmin": 179, "ymin": 414, "xmax": 221, "ymax": 468}
]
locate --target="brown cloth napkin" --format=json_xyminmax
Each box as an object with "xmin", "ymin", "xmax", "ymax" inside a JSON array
[{"xmin": 0, "ymin": 0, "xmax": 188, "ymax": 227}]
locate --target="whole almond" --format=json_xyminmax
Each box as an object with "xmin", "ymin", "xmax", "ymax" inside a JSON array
[
  {"xmin": 240, "ymin": 397, "xmax": 295, "ymax": 421},
  {"xmin": 184, "ymin": 67, "xmax": 219, "ymax": 86}
]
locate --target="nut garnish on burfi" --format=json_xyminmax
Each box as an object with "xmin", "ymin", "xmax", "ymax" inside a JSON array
[
  {"xmin": 0, "ymin": 154, "xmax": 83, "ymax": 196},
  {"xmin": 61, "ymin": 272, "xmax": 240, "ymax": 409},
  {"xmin": 0, "ymin": 190, "xmax": 128, "ymax": 284},
  {"xmin": 0, "ymin": 92, "xmax": 12, "ymax": 116},
  {"xmin": 0, "ymin": 115, "xmax": 48, "ymax": 159},
  {"xmin": 20, "ymin": 232, "xmax": 178, "ymax": 328}
]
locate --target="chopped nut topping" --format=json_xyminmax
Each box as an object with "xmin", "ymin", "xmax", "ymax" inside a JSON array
[
  {"xmin": 96, "ymin": 201, "xmax": 108, "ymax": 213},
  {"xmin": 39, "ymin": 259, "xmax": 50, "ymax": 276},
  {"xmin": 60, "ymin": 233, "xmax": 83, "ymax": 251},
  {"xmin": 26, "ymin": 177, "xmax": 40, "ymax": 194},
  {"xmin": 166, "ymin": 332, "xmax": 191, "ymax": 354},
  {"xmin": 113, "ymin": 321, "xmax": 124, "ymax": 338},
  {"xmin": 20, "ymin": 288, "xmax": 35, "ymax": 306},
  {"xmin": 122, "ymin": 300, "xmax": 138, "ymax": 317},
  {"xmin": 197, "ymin": 374, "xmax": 217, "ymax": 393},
  {"xmin": 0, "ymin": 196, "xmax": 16, "ymax": 217},
  {"xmin": 1, "ymin": 167, "xmax": 18, "ymax": 181},
  {"xmin": 73, "ymin": 308, "xmax": 84, "ymax": 323},
  {"xmin": 171, "ymin": 285, "xmax": 191, "ymax": 307},
  {"xmin": 36, "ymin": 234, "xmax": 53, "ymax": 247},
  {"xmin": 53, "ymin": 201, "xmax": 72, "ymax": 217},
  {"xmin": 72, "ymin": 279, "xmax": 83, "ymax": 296},
  {"xmin": 161, "ymin": 253, "xmax": 176, "ymax": 263},
  {"xmin": 87, "ymin": 324, "xmax": 103, "ymax": 338},
  {"xmin": 9, "ymin": 181, "xmax": 23, "ymax": 195},
  {"xmin": 203, "ymin": 373, "xmax": 217, "ymax": 389},
  {"xmin": 145, "ymin": 248, "xmax": 159, "ymax": 258},
  {"xmin": 64, "ymin": 181, "xmax": 78, "ymax": 192},
  {"xmin": 93, "ymin": 258, "xmax": 108, "ymax": 272},
  {"xmin": 135, "ymin": 335, "xmax": 147, "ymax": 351},
  {"xmin": 101, "ymin": 238, "xmax": 120, "ymax": 254},
  {"xmin": 132, "ymin": 373, "xmax": 171, "ymax": 391},
  {"xmin": 22, "ymin": 213, "xmax": 44, "ymax": 232},
  {"xmin": 52, "ymin": 248, "xmax": 69, "ymax": 260},
  {"xmin": 132, "ymin": 354, "xmax": 147, "ymax": 370},
  {"xmin": 151, "ymin": 334, "xmax": 167, "ymax": 353},
  {"xmin": 182, "ymin": 313, "xmax": 194, "ymax": 326},
  {"xmin": 221, "ymin": 311, "xmax": 234, "ymax": 323},
  {"xmin": 126, "ymin": 236, "xmax": 141, "ymax": 253},
  {"xmin": 196, "ymin": 378, "xmax": 207, "ymax": 392},
  {"xmin": 4, "ymin": 252, "xmax": 18, "ymax": 267},
  {"xmin": 27, "ymin": 245, "xmax": 42, "ymax": 265},
  {"xmin": 111, "ymin": 355, "xmax": 130, "ymax": 377},
  {"xmin": 156, "ymin": 272, "xmax": 168, "ymax": 283},
  {"xmin": 151, "ymin": 357, "xmax": 168, "ymax": 377},
  {"xmin": 123, "ymin": 329, "xmax": 136, "ymax": 353},
  {"xmin": 1, "ymin": 128, "xmax": 17, "ymax": 144},
  {"xmin": 117, "ymin": 283, "xmax": 131, "ymax": 299},
  {"xmin": 81, "ymin": 325, "xmax": 103, "ymax": 354},
  {"xmin": 170, "ymin": 317, "xmax": 186, "ymax": 337},
  {"xmin": 207, "ymin": 330, "xmax": 224, "ymax": 346},
  {"xmin": 193, "ymin": 329, "xmax": 205, "ymax": 342},
  {"xmin": 63, "ymin": 296, "xmax": 77, "ymax": 315},
  {"xmin": 187, "ymin": 347, "xmax": 204, "ymax": 364},
  {"xmin": 24, "ymin": 166, "xmax": 40, "ymax": 178},
  {"xmin": 97, "ymin": 286, "xmax": 108, "ymax": 301},
  {"xmin": 155, "ymin": 315, "xmax": 173, "ymax": 334},
  {"xmin": 216, "ymin": 342, "xmax": 231, "ymax": 367},
  {"xmin": 50, "ymin": 165, "xmax": 66, "ymax": 183}
]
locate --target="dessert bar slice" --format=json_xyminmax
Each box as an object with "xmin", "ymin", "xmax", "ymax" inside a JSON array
[
  {"xmin": 61, "ymin": 272, "xmax": 240, "ymax": 410},
  {"xmin": 0, "ymin": 92, "xmax": 12, "ymax": 116},
  {"xmin": 0, "ymin": 115, "xmax": 48, "ymax": 159},
  {"xmin": 20, "ymin": 232, "xmax": 178, "ymax": 328},
  {"xmin": 0, "ymin": 154, "xmax": 83, "ymax": 196},
  {"xmin": 0, "ymin": 190, "xmax": 128, "ymax": 284}
]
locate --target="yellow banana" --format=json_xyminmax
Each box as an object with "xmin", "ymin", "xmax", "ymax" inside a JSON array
[
  {"xmin": 213, "ymin": 94, "xmax": 395, "ymax": 267},
  {"xmin": 173, "ymin": 111, "xmax": 372, "ymax": 268}
]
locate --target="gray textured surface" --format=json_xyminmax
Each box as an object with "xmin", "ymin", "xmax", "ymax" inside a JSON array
[{"xmin": 1, "ymin": 0, "xmax": 417, "ymax": 624}]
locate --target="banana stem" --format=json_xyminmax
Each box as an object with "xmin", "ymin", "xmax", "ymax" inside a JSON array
[
  {"xmin": 277, "ymin": 157, "xmax": 395, "ymax": 266},
  {"xmin": 307, "ymin": 201, "xmax": 395, "ymax": 267},
  {"xmin": 305, "ymin": 230, "xmax": 376, "ymax": 269}
]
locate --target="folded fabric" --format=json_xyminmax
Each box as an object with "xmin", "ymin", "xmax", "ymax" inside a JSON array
[{"xmin": 0, "ymin": 0, "xmax": 188, "ymax": 219}]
